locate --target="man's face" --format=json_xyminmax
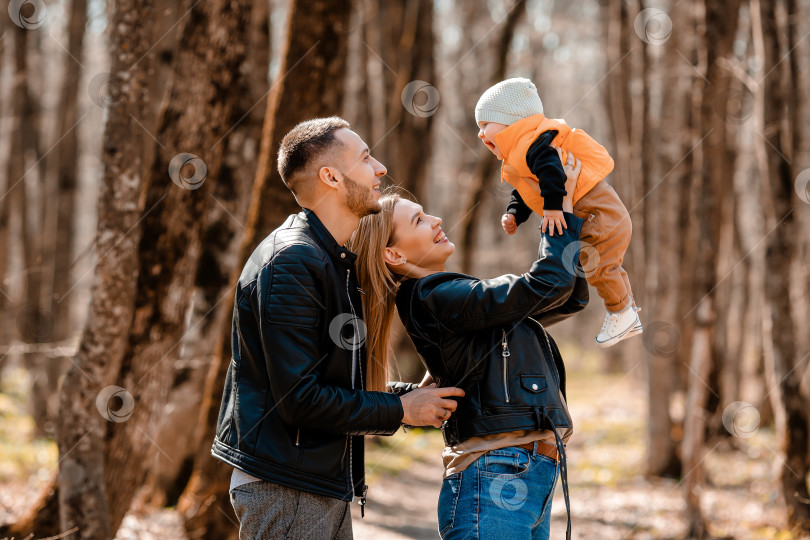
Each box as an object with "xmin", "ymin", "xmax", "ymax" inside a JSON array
[
  {"xmin": 335, "ymin": 128, "xmax": 387, "ymax": 218},
  {"xmin": 477, "ymin": 121, "xmax": 508, "ymax": 159}
]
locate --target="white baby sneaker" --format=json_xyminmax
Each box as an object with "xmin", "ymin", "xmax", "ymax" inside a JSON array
[{"xmin": 595, "ymin": 304, "xmax": 643, "ymax": 348}]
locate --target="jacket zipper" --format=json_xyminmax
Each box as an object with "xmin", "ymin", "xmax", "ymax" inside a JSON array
[
  {"xmin": 502, "ymin": 329, "xmax": 511, "ymax": 403},
  {"xmin": 344, "ymin": 268, "xmax": 364, "ymax": 512},
  {"xmin": 295, "ymin": 428, "xmax": 300, "ymax": 447}
]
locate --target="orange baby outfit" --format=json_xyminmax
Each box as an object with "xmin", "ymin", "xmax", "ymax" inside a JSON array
[{"xmin": 495, "ymin": 114, "xmax": 635, "ymax": 312}]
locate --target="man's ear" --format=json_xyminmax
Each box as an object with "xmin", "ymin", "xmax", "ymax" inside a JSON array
[
  {"xmin": 317, "ymin": 166, "xmax": 341, "ymax": 189},
  {"xmin": 383, "ymin": 246, "xmax": 406, "ymax": 266}
]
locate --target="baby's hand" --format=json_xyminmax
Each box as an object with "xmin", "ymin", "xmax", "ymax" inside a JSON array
[
  {"xmin": 542, "ymin": 210, "xmax": 566, "ymax": 236},
  {"xmin": 501, "ymin": 214, "xmax": 518, "ymax": 235}
]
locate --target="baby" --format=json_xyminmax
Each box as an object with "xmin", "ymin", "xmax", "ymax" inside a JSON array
[{"xmin": 475, "ymin": 77, "xmax": 642, "ymax": 347}]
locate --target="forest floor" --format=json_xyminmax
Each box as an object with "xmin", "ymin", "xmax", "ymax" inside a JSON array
[{"xmin": 0, "ymin": 358, "xmax": 804, "ymax": 540}]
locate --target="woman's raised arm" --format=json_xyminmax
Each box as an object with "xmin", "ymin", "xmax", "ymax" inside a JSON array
[{"xmin": 414, "ymin": 212, "xmax": 585, "ymax": 333}]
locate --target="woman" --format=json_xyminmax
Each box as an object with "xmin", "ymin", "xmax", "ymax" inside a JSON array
[{"xmin": 349, "ymin": 154, "xmax": 586, "ymax": 540}]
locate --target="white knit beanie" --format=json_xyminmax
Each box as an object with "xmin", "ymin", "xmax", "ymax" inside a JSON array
[{"xmin": 475, "ymin": 77, "xmax": 544, "ymax": 127}]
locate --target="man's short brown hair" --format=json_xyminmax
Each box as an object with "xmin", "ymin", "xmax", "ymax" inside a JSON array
[{"xmin": 277, "ymin": 117, "xmax": 350, "ymax": 201}]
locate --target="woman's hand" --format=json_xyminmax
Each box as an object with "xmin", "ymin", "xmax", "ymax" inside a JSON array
[
  {"xmin": 541, "ymin": 210, "xmax": 566, "ymax": 236},
  {"xmin": 557, "ymin": 147, "xmax": 582, "ymax": 214},
  {"xmin": 418, "ymin": 370, "xmax": 434, "ymax": 388}
]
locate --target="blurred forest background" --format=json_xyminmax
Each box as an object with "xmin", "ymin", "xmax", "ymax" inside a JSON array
[{"xmin": 0, "ymin": 0, "xmax": 809, "ymax": 538}]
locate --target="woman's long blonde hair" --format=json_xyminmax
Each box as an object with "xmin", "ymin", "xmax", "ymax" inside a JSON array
[{"xmin": 348, "ymin": 192, "xmax": 402, "ymax": 393}]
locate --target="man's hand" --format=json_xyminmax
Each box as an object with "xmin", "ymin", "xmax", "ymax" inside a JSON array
[
  {"xmin": 501, "ymin": 213, "xmax": 518, "ymax": 235},
  {"xmin": 400, "ymin": 385, "xmax": 465, "ymax": 428},
  {"xmin": 542, "ymin": 210, "xmax": 566, "ymax": 236}
]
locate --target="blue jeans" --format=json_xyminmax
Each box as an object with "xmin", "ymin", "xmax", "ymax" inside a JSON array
[{"xmin": 438, "ymin": 445, "xmax": 559, "ymax": 540}]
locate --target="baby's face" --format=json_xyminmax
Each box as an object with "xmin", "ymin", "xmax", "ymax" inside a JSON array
[{"xmin": 477, "ymin": 121, "xmax": 508, "ymax": 159}]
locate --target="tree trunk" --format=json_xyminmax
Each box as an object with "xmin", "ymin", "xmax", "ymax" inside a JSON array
[
  {"xmin": 137, "ymin": 0, "xmax": 183, "ymax": 211},
  {"xmin": 178, "ymin": 1, "xmax": 352, "ymax": 537},
  {"xmin": 99, "ymin": 0, "xmax": 251, "ymax": 535},
  {"xmin": 600, "ymin": 0, "xmax": 685, "ymax": 478},
  {"xmin": 754, "ymin": 0, "xmax": 810, "ymax": 532},
  {"xmin": 457, "ymin": 0, "xmax": 527, "ymax": 274},
  {"xmin": 681, "ymin": 0, "xmax": 741, "ymax": 536},
  {"xmin": 53, "ymin": 0, "xmax": 156, "ymax": 537},
  {"xmin": 50, "ymin": 0, "xmax": 87, "ymax": 346},
  {"xmin": 373, "ymin": 0, "xmax": 436, "ymax": 200},
  {"xmin": 343, "ymin": 0, "xmax": 373, "ymax": 144},
  {"xmin": 143, "ymin": 0, "xmax": 270, "ymax": 515},
  {"xmin": 28, "ymin": 0, "xmax": 90, "ymax": 441},
  {"xmin": 640, "ymin": 0, "xmax": 691, "ymax": 477},
  {"xmin": 9, "ymin": 9, "xmax": 47, "ymax": 341}
]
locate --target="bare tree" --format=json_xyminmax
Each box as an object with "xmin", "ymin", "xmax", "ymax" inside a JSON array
[
  {"xmin": 141, "ymin": 0, "xmax": 270, "ymax": 511},
  {"xmin": 4, "ymin": 0, "xmax": 51, "ymax": 436},
  {"xmin": 49, "ymin": 0, "xmax": 87, "ymax": 348},
  {"xmin": 0, "ymin": 8, "xmax": 12, "ymax": 352},
  {"xmin": 364, "ymin": 0, "xmax": 436, "ymax": 199},
  {"xmin": 54, "ymin": 0, "xmax": 156, "ymax": 537},
  {"xmin": 679, "ymin": 0, "xmax": 742, "ymax": 536},
  {"xmin": 458, "ymin": 0, "xmax": 527, "ymax": 273},
  {"xmin": 639, "ymin": 0, "xmax": 692, "ymax": 477},
  {"xmin": 4, "ymin": 0, "xmax": 252, "ymax": 537},
  {"xmin": 98, "ymin": 0, "xmax": 251, "ymax": 533},
  {"xmin": 753, "ymin": 0, "xmax": 810, "ymax": 532},
  {"xmin": 23, "ymin": 0, "xmax": 91, "ymax": 440},
  {"xmin": 178, "ymin": 0, "xmax": 353, "ymax": 536}
]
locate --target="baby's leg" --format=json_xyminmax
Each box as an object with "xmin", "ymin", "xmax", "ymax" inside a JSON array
[
  {"xmin": 575, "ymin": 182, "xmax": 642, "ymax": 347},
  {"xmin": 620, "ymin": 268, "xmax": 637, "ymax": 309},
  {"xmin": 574, "ymin": 182, "xmax": 634, "ymax": 312}
]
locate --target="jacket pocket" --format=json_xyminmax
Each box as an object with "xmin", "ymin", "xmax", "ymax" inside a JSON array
[{"xmin": 520, "ymin": 375, "xmax": 548, "ymax": 394}]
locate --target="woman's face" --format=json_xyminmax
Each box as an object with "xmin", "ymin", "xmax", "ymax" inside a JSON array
[{"xmin": 386, "ymin": 199, "xmax": 455, "ymax": 275}]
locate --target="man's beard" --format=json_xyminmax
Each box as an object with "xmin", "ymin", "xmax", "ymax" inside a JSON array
[{"xmin": 342, "ymin": 172, "xmax": 381, "ymax": 218}]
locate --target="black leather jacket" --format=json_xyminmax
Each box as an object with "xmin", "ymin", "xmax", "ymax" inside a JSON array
[
  {"xmin": 395, "ymin": 213, "xmax": 588, "ymax": 446},
  {"xmin": 212, "ymin": 209, "xmax": 404, "ymax": 504}
]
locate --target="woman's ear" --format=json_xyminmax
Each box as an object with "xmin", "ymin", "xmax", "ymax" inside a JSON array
[{"xmin": 383, "ymin": 246, "xmax": 406, "ymax": 266}]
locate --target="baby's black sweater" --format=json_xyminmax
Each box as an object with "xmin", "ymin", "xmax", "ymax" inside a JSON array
[{"xmin": 504, "ymin": 129, "xmax": 567, "ymax": 225}]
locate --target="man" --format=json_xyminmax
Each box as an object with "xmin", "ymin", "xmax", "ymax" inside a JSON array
[{"xmin": 212, "ymin": 117, "xmax": 464, "ymax": 539}]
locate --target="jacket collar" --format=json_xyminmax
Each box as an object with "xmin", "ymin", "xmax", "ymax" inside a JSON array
[
  {"xmin": 493, "ymin": 113, "xmax": 548, "ymax": 162},
  {"xmin": 299, "ymin": 208, "xmax": 358, "ymax": 266}
]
